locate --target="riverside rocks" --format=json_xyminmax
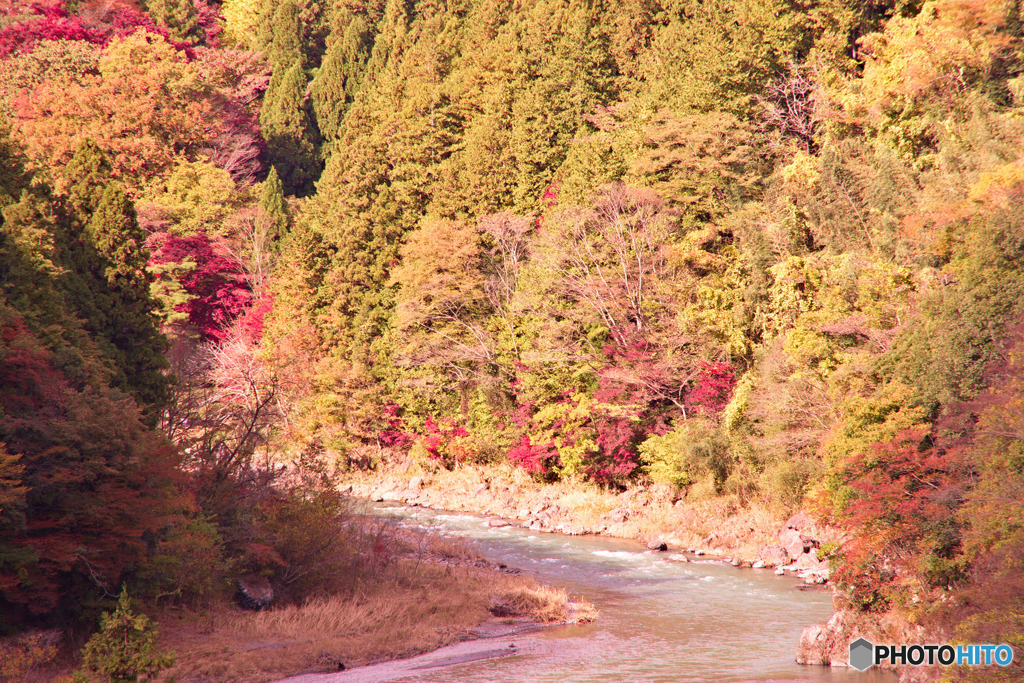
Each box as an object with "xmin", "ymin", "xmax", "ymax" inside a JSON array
[
  {"xmin": 606, "ymin": 507, "xmax": 630, "ymax": 524},
  {"xmin": 755, "ymin": 544, "xmax": 789, "ymax": 567},
  {"xmin": 784, "ymin": 511, "xmax": 821, "ymax": 539},
  {"xmin": 779, "ymin": 528, "xmax": 812, "ymax": 560},
  {"xmin": 795, "ymin": 609, "xmax": 927, "ymax": 671},
  {"xmin": 795, "ymin": 623, "xmax": 829, "ymax": 665},
  {"xmin": 354, "ymin": 475, "xmax": 837, "ymax": 584},
  {"xmin": 795, "ymin": 551, "xmax": 828, "ymax": 571},
  {"xmin": 757, "ymin": 511, "xmax": 832, "ymax": 584}
]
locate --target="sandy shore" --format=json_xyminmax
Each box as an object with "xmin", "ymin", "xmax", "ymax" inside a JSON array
[{"xmin": 276, "ymin": 620, "xmax": 553, "ymax": 683}]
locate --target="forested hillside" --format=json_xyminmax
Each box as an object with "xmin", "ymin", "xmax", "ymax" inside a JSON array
[{"xmin": 2, "ymin": 0, "xmax": 1023, "ymax": 676}]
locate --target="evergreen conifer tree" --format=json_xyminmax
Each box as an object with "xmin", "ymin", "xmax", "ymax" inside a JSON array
[
  {"xmin": 256, "ymin": 0, "xmax": 276, "ymax": 52},
  {"xmin": 260, "ymin": 61, "xmax": 322, "ymax": 196},
  {"xmin": 311, "ymin": 13, "xmax": 373, "ymax": 144},
  {"xmin": 56, "ymin": 142, "xmax": 168, "ymax": 411},
  {"xmin": 147, "ymin": 0, "xmax": 202, "ymax": 43},
  {"xmin": 259, "ymin": 166, "xmax": 290, "ymax": 241},
  {"xmin": 0, "ymin": 118, "xmax": 30, "ymax": 211},
  {"xmin": 85, "ymin": 183, "xmax": 169, "ymax": 410},
  {"xmin": 63, "ymin": 139, "xmax": 111, "ymax": 220},
  {"xmin": 506, "ymin": 0, "xmax": 618, "ymax": 210},
  {"xmin": 268, "ymin": 0, "xmax": 305, "ymax": 70}
]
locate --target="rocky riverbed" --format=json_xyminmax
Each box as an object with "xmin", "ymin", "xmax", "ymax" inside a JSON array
[{"xmin": 343, "ymin": 467, "xmax": 839, "ymax": 588}]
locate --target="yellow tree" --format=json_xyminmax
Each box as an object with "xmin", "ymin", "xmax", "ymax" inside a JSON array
[{"xmin": 390, "ymin": 218, "xmax": 493, "ymax": 382}]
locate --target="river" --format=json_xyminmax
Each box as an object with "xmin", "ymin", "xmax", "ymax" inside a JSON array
[{"xmin": 353, "ymin": 503, "xmax": 894, "ymax": 683}]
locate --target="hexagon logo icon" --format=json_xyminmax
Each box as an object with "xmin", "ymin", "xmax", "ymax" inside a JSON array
[{"xmin": 849, "ymin": 637, "xmax": 874, "ymax": 671}]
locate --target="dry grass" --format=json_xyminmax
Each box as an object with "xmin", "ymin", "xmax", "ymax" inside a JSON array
[
  {"xmin": 158, "ymin": 534, "xmax": 590, "ymax": 683},
  {"xmin": 7, "ymin": 512, "xmax": 591, "ymax": 683},
  {"xmin": 490, "ymin": 584, "xmax": 596, "ymax": 624}
]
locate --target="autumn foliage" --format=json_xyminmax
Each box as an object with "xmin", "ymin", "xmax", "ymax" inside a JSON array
[
  {"xmin": 832, "ymin": 429, "xmax": 970, "ymax": 610},
  {"xmin": 149, "ymin": 231, "xmax": 253, "ymax": 342},
  {"xmin": 0, "ymin": 309, "xmax": 186, "ymax": 628},
  {"xmin": 0, "ymin": 2, "xmax": 101, "ymax": 57},
  {"xmin": 5, "ymin": 0, "xmax": 1024, "ymax": 665}
]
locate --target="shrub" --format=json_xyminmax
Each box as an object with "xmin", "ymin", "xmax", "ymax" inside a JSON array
[
  {"xmin": 0, "ymin": 630, "xmax": 61, "ymax": 680},
  {"xmin": 248, "ymin": 488, "xmax": 355, "ymax": 597},
  {"xmin": 760, "ymin": 457, "xmax": 822, "ymax": 511},
  {"xmin": 138, "ymin": 516, "xmax": 231, "ymax": 605},
  {"xmin": 76, "ymin": 588, "xmax": 174, "ymax": 683},
  {"xmin": 638, "ymin": 419, "xmax": 732, "ymax": 493}
]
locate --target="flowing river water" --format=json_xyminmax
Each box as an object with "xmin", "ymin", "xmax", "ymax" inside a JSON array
[{"xmin": 350, "ymin": 503, "xmax": 895, "ymax": 683}]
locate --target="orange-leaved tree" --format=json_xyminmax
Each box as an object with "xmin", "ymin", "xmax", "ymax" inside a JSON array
[{"xmin": 11, "ymin": 31, "xmax": 219, "ymax": 197}]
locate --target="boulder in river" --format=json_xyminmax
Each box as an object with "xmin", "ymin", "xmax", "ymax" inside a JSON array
[{"xmin": 646, "ymin": 539, "xmax": 668, "ymax": 551}]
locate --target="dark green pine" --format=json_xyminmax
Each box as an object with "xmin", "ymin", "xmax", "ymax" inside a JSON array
[{"xmin": 260, "ymin": 61, "xmax": 322, "ymax": 197}]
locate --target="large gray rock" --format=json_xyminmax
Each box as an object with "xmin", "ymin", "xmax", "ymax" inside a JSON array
[
  {"xmin": 783, "ymin": 512, "xmax": 822, "ymax": 549},
  {"xmin": 794, "ymin": 552, "xmax": 824, "ymax": 570},
  {"xmin": 795, "ymin": 624, "xmax": 829, "ymax": 665},
  {"xmin": 779, "ymin": 528, "xmax": 810, "ymax": 560},
  {"xmin": 238, "ymin": 575, "xmax": 274, "ymax": 611},
  {"xmin": 784, "ymin": 511, "xmax": 817, "ymax": 534},
  {"xmin": 756, "ymin": 544, "xmax": 789, "ymax": 567},
  {"xmin": 607, "ymin": 507, "xmax": 630, "ymax": 524}
]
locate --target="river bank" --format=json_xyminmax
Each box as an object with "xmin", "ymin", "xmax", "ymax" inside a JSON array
[
  {"xmin": 342, "ymin": 462, "xmax": 840, "ymax": 585},
  {"xmin": 335, "ymin": 465, "xmax": 914, "ymax": 677},
  {"xmin": 278, "ymin": 619, "xmax": 551, "ymax": 683},
  {"xmin": 327, "ymin": 501, "xmax": 867, "ymax": 682},
  {"xmin": 353, "ymin": 495, "xmax": 930, "ymax": 682},
  {"xmin": 152, "ymin": 524, "xmax": 593, "ymax": 683}
]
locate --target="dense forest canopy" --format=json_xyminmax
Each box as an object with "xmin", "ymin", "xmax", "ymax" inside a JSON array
[{"xmin": 1, "ymin": 0, "xmax": 1023, "ymax": 673}]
